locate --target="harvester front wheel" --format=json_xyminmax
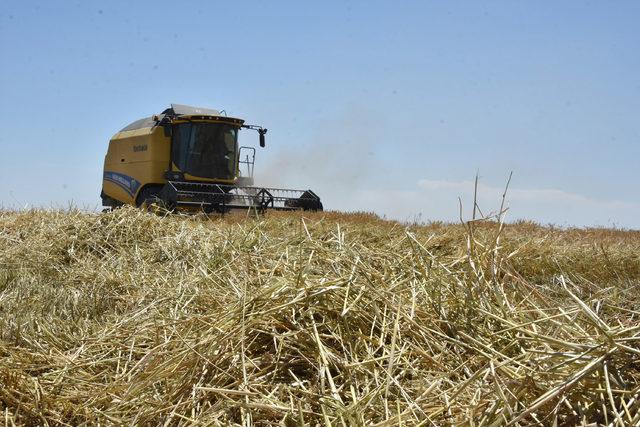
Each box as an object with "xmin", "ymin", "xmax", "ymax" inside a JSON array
[{"xmin": 136, "ymin": 186, "xmax": 170, "ymax": 212}]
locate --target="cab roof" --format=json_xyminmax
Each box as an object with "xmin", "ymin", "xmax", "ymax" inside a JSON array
[
  {"xmin": 120, "ymin": 104, "xmax": 243, "ymax": 132},
  {"xmin": 166, "ymin": 104, "xmax": 220, "ymax": 116}
]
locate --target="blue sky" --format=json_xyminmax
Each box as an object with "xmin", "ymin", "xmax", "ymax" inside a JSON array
[{"xmin": 1, "ymin": 1, "xmax": 639, "ymax": 227}]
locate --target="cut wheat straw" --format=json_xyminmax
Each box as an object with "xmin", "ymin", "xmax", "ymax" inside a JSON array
[{"xmin": 0, "ymin": 208, "xmax": 639, "ymax": 425}]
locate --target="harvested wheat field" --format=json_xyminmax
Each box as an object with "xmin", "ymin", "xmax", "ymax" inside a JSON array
[{"xmin": 0, "ymin": 208, "xmax": 639, "ymax": 426}]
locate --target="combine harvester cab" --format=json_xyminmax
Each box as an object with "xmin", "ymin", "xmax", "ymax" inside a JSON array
[{"xmin": 101, "ymin": 104, "xmax": 322, "ymax": 213}]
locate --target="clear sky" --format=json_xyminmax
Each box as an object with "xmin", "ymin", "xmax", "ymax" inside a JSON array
[{"xmin": 1, "ymin": 1, "xmax": 639, "ymax": 228}]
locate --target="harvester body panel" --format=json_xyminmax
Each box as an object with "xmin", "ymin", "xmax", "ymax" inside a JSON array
[{"xmin": 103, "ymin": 125, "xmax": 169, "ymax": 205}]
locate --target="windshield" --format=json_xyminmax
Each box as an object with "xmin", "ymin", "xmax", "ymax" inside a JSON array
[{"xmin": 172, "ymin": 123, "xmax": 238, "ymax": 180}]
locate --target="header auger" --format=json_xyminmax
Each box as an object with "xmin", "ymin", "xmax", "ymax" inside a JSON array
[{"xmin": 101, "ymin": 104, "xmax": 322, "ymax": 213}]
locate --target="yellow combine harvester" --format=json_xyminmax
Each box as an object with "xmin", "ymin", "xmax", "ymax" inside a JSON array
[{"xmin": 101, "ymin": 104, "xmax": 322, "ymax": 213}]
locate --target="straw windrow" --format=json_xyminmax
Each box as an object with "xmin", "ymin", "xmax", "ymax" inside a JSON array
[{"xmin": 0, "ymin": 208, "xmax": 639, "ymax": 425}]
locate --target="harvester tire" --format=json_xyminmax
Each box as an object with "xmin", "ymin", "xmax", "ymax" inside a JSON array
[{"xmin": 136, "ymin": 186, "xmax": 166, "ymax": 211}]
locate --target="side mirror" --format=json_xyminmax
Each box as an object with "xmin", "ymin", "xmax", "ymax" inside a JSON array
[
  {"xmin": 242, "ymin": 124, "xmax": 267, "ymax": 147},
  {"xmin": 259, "ymin": 129, "xmax": 267, "ymax": 147}
]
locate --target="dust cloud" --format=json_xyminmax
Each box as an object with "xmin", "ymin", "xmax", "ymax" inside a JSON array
[{"xmin": 255, "ymin": 107, "xmax": 386, "ymax": 212}]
